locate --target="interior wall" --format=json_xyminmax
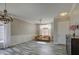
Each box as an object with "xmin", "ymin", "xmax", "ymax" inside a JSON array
[
  {"xmin": 36, "ymin": 24, "xmax": 40, "ymax": 35},
  {"xmin": 53, "ymin": 18, "xmax": 58, "ymax": 44},
  {"xmin": 51, "ymin": 22, "xmax": 54, "ymax": 41},
  {"xmin": 70, "ymin": 13, "xmax": 79, "ymax": 35},
  {"xmin": 11, "ymin": 18, "xmax": 36, "ymax": 46},
  {"xmin": 54, "ymin": 18, "xmax": 70, "ymax": 44}
]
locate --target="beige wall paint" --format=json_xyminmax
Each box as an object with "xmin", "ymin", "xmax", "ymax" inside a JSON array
[
  {"xmin": 10, "ymin": 18, "xmax": 36, "ymax": 46},
  {"xmin": 36, "ymin": 24, "xmax": 40, "ymax": 35},
  {"xmin": 11, "ymin": 19, "xmax": 36, "ymax": 35}
]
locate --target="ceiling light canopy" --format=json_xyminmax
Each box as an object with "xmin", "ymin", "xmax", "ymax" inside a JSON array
[{"xmin": 59, "ymin": 12, "xmax": 68, "ymax": 16}]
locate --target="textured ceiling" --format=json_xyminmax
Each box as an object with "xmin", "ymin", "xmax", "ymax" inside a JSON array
[{"xmin": 0, "ymin": 3, "xmax": 77, "ymax": 24}]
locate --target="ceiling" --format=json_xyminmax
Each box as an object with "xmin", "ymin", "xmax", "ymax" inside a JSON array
[{"xmin": 0, "ymin": 3, "xmax": 78, "ymax": 24}]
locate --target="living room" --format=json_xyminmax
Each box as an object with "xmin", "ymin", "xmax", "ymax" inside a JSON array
[{"xmin": 0, "ymin": 3, "xmax": 79, "ymax": 55}]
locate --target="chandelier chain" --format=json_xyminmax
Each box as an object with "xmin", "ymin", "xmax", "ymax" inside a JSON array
[{"xmin": 4, "ymin": 0, "xmax": 6, "ymax": 10}]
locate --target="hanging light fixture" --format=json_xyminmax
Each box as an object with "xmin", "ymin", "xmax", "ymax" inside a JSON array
[{"xmin": 0, "ymin": 2, "xmax": 13, "ymax": 24}]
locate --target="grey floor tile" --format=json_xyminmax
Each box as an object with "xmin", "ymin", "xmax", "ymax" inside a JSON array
[{"xmin": 0, "ymin": 41, "xmax": 66, "ymax": 55}]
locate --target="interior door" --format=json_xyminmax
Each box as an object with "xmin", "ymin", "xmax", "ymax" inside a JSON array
[{"xmin": 0, "ymin": 24, "xmax": 4, "ymax": 41}]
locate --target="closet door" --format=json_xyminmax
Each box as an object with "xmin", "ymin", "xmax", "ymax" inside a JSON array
[
  {"xmin": 4, "ymin": 23, "xmax": 11, "ymax": 48},
  {"xmin": 0, "ymin": 22, "xmax": 11, "ymax": 48},
  {"xmin": 0, "ymin": 23, "xmax": 5, "ymax": 48}
]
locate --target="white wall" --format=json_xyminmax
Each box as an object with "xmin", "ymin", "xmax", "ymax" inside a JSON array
[
  {"xmin": 50, "ymin": 21, "xmax": 54, "ymax": 41},
  {"xmin": 54, "ymin": 18, "xmax": 70, "ymax": 44},
  {"xmin": 54, "ymin": 12, "xmax": 79, "ymax": 44},
  {"xmin": 57, "ymin": 21, "xmax": 69, "ymax": 44},
  {"xmin": 10, "ymin": 18, "xmax": 36, "ymax": 46}
]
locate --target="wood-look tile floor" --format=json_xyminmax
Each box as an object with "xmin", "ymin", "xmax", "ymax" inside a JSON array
[{"xmin": 0, "ymin": 41, "xmax": 67, "ymax": 55}]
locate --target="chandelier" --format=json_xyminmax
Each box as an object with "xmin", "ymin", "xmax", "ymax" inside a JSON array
[{"xmin": 0, "ymin": 3, "xmax": 13, "ymax": 24}]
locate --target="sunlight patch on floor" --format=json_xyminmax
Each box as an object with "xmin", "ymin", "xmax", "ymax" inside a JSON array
[{"xmin": 36, "ymin": 41, "xmax": 47, "ymax": 44}]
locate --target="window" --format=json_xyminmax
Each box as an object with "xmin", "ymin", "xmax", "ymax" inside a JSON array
[{"xmin": 40, "ymin": 24, "xmax": 51, "ymax": 36}]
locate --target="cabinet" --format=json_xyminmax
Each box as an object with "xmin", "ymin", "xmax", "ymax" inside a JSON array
[
  {"xmin": 66, "ymin": 36, "xmax": 79, "ymax": 55},
  {"xmin": 71, "ymin": 38, "xmax": 79, "ymax": 55}
]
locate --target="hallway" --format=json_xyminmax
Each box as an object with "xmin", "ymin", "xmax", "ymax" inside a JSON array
[{"xmin": 0, "ymin": 41, "xmax": 66, "ymax": 55}]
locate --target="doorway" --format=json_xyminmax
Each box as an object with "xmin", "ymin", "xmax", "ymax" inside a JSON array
[
  {"xmin": 36, "ymin": 24, "xmax": 51, "ymax": 42},
  {"xmin": 40, "ymin": 24, "xmax": 51, "ymax": 36},
  {"xmin": 34, "ymin": 24, "xmax": 52, "ymax": 42}
]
